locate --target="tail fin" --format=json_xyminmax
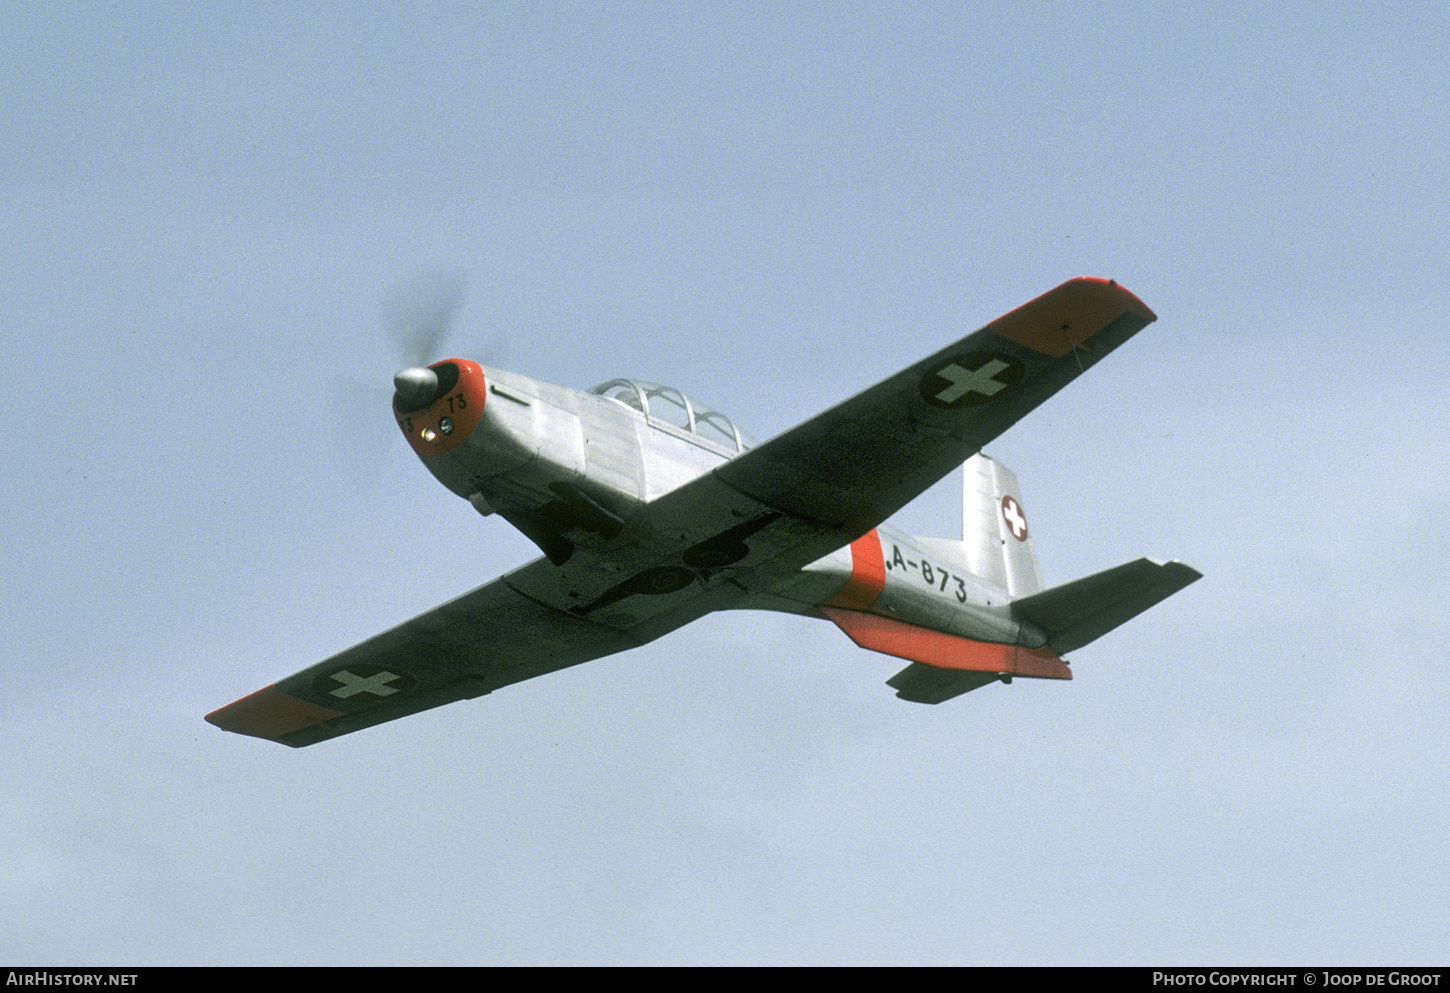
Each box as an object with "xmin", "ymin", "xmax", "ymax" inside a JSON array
[{"xmin": 962, "ymin": 453, "xmax": 1042, "ymax": 596}]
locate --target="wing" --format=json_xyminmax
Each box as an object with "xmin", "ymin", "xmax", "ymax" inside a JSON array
[
  {"xmin": 205, "ymin": 577, "xmax": 640, "ymax": 747},
  {"xmin": 208, "ymin": 277, "xmax": 1157, "ymax": 746},
  {"xmin": 715, "ymin": 276, "xmax": 1156, "ymax": 535}
]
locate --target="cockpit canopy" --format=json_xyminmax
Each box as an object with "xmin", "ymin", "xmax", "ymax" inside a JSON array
[{"xmin": 590, "ymin": 379, "xmax": 753, "ymax": 453}]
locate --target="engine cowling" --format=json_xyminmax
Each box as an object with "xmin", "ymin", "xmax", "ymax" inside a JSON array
[{"xmin": 392, "ymin": 359, "xmax": 488, "ymax": 457}]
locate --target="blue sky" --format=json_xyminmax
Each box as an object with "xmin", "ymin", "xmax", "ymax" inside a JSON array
[{"xmin": 3, "ymin": 2, "xmax": 1447, "ymax": 965}]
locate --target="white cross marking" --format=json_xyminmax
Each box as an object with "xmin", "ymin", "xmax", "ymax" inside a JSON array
[
  {"xmin": 934, "ymin": 359, "xmax": 1010, "ymax": 404},
  {"xmin": 328, "ymin": 670, "xmax": 402, "ymax": 699},
  {"xmin": 1001, "ymin": 496, "xmax": 1028, "ymax": 540}
]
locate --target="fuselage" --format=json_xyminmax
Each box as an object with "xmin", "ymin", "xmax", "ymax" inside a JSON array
[{"xmin": 393, "ymin": 359, "xmax": 1041, "ymax": 649}]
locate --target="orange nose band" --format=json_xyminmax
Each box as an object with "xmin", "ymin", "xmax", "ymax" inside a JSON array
[{"xmin": 393, "ymin": 359, "xmax": 487, "ymax": 457}]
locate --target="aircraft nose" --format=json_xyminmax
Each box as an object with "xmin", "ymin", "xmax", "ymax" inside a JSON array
[
  {"xmin": 393, "ymin": 366, "xmax": 439, "ymax": 409},
  {"xmin": 393, "ymin": 359, "xmax": 488, "ymax": 458}
]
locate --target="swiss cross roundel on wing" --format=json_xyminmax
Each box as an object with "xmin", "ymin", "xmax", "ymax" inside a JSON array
[
  {"xmin": 1000, "ymin": 495, "xmax": 1029, "ymax": 541},
  {"xmin": 918, "ymin": 351, "xmax": 1027, "ymax": 409},
  {"xmin": 312, "ymin": 665, "xmax": 417, "ymax": 702}
]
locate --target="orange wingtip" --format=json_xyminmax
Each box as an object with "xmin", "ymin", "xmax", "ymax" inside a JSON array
[
  {"xmin": 988, "ymin": 276, "xmax": 1156, "ymax": 359},
  {"xmin": 205, "ymin": 685, "xmax": 343, "ymax": 745},
  {"xmin": 822, "ymin": 607, "xmax": 1071, "ymax": 680}
]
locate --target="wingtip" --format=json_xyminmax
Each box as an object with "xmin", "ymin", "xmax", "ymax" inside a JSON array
[
  {"xmin": 1072, "ymin": 276, "xmax": 1157, "ymax": 323},
  {"xmin": 986, "ymin": 277, "xmax": 1157, "ymax": 359},
  {"xmin": 205, "ymin": 685, "xmax": 340, "ymax": 746}
]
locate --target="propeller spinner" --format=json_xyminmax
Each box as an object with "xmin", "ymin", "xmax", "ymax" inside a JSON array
[{"xmin": 393, "ymin": 366, "xmax": 440, "ymax": 409}]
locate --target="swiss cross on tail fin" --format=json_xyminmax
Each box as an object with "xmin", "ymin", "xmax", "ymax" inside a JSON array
[{"xmin": 962, "ymin": 453, "xmax": 1042, "ymax": 597}]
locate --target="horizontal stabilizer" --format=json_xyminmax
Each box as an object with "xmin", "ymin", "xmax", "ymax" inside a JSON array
[
  {"xmin": 887, "ymin": 664, "xmax": 1000, "ymax": 704},
  {"xmin": 1011, "ymin": 558, "xmax": 1201, "ymax": 655}
]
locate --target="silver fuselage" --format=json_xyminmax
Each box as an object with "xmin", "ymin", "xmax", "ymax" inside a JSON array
[{"xmin": 404, "ymin": 363, "xmax": 1037, "ymax": 649}]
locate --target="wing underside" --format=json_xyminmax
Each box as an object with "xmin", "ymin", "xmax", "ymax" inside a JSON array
[
  {"xmin": 712, "ymin": 277, "xmax": 1156, "ymax": 536},
  {"xmin": 206, "ymin": 579, "xmax": 640, "ymax": 747}
]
